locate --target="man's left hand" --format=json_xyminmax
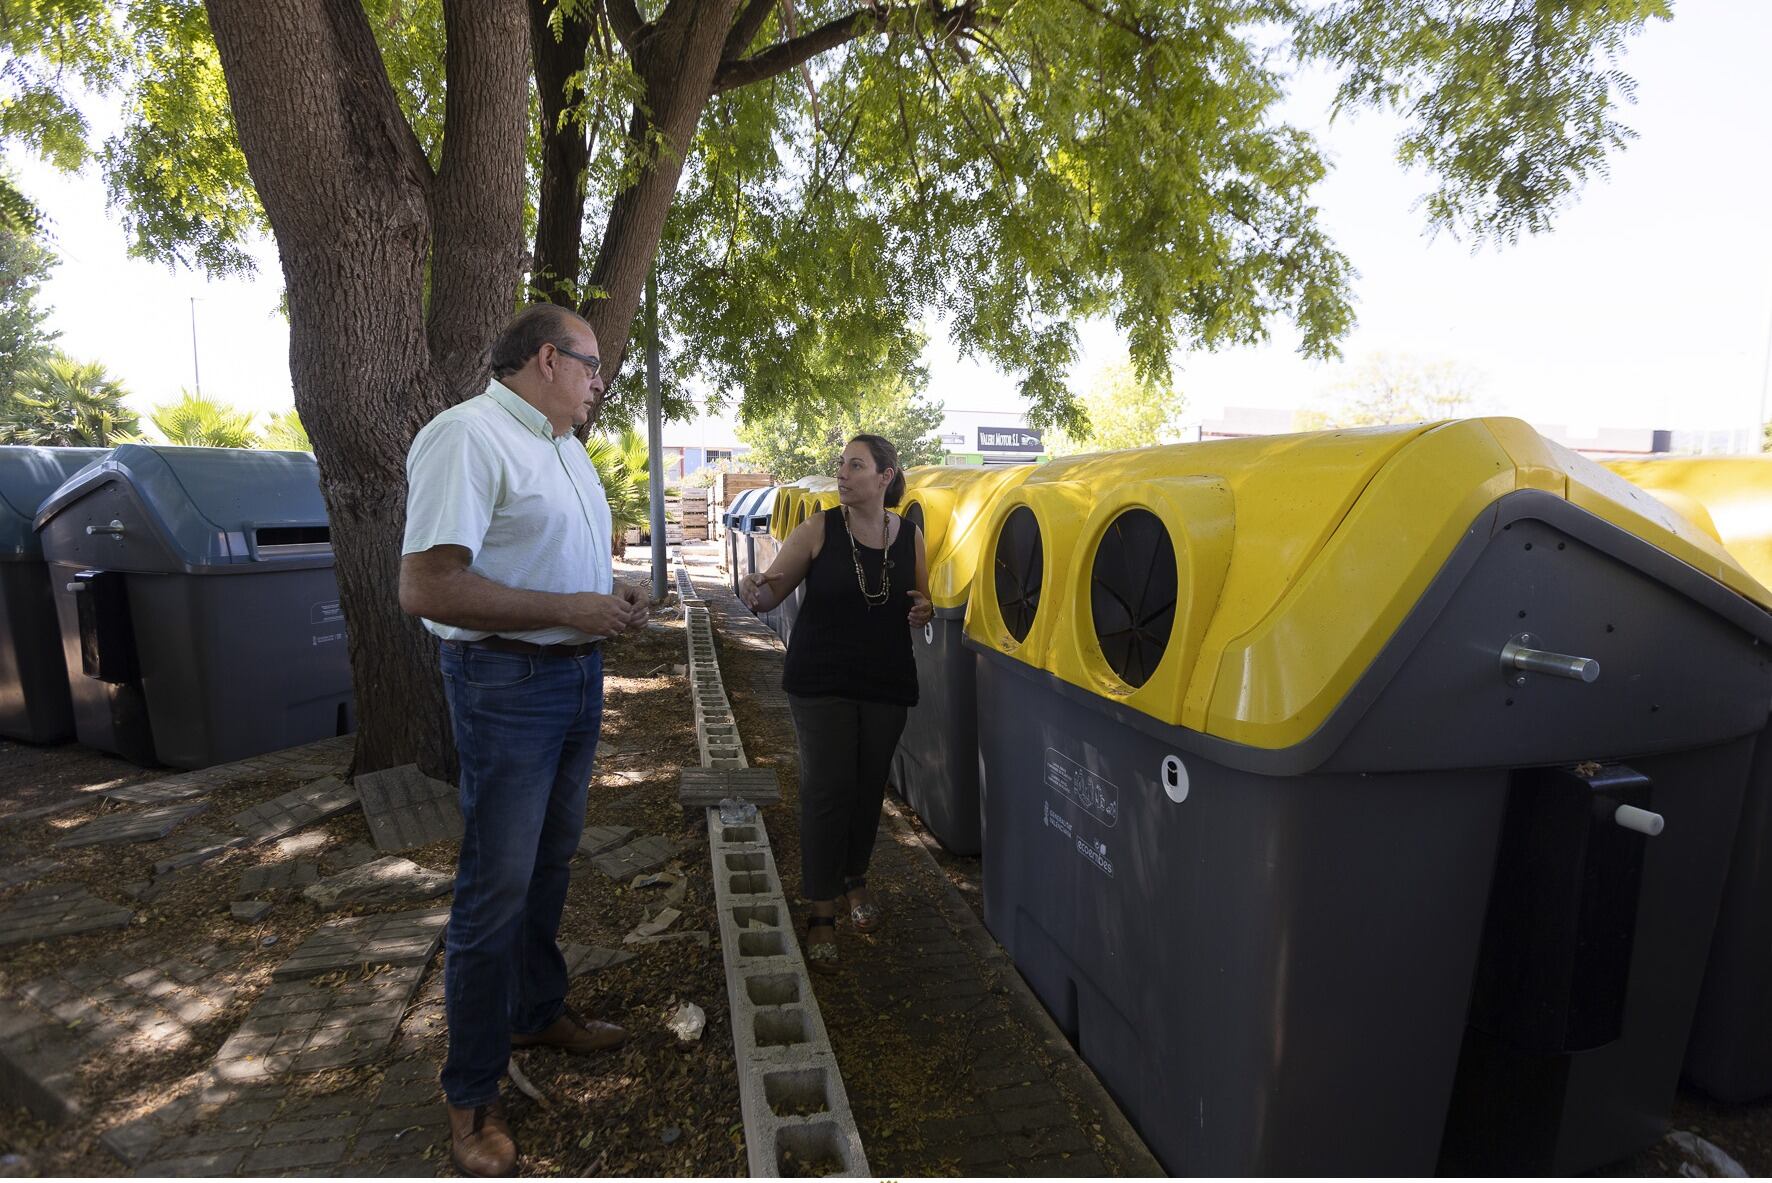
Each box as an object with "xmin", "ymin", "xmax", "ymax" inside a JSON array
[{"xmin": 615, "ymin": 582, "xmax": 651, "ymax": 629}]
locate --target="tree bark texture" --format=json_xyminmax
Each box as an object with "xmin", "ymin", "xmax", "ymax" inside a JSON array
[
  {"xmin": 206, "ymin": 0, "xmax": 530, "ymax": 779},
  {"xmin": 530, "ymin": 0, "xmax": 594, "ymax": 305}
]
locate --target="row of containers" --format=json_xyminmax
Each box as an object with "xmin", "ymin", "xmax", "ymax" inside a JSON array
[
  {"xmin": 723, "ymin": 418, "xmax": 1772, "ymax": 1175},
  {"xmin": 0, "ymin": 444, "xmax": 354, "ymax": 770}
]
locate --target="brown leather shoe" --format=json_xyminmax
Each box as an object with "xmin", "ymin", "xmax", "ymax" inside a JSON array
[
  {"xmin": 448, "ymin": 1100, "xmax": 517, "ymax": 1177},
  {"xmin": 509, "ymin": 1004, "xmax": 626, "ymax": 1054}
]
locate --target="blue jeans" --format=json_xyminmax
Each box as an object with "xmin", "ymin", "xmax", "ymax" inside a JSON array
[{"xmin": 438, "ymin": 641, "xmax": 603, "ymax": 1109}]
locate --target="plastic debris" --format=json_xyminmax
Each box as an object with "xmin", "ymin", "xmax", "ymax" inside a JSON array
[
  {"xmin": 1667, "ymin": 1131, "xmax": 1747, "ymax": 1178},
  {"xmin": 507, "ymin": 1055, "xmax": 550, "ymax": 1107},
  {"xmin": 667, "ymin": 1001, "xmax": 706, "ymax": 1042},
  {"xmin": 718, "ymin": 798, "xmax": 759, "ymax": 825},
  {"xmin": 630, "ymin": 907, "xmax": 682, "ymax": 939}
]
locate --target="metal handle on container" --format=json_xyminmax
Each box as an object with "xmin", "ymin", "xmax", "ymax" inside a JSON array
[
  {"xmin": 65, "ymin": 582, "xmax": 86, "ymax": 593},
  {"xmin": 1614, "ymin": 804, "xmax": 1664, "ymax": 837},
  {"xmin": 1501, "ymin": 634, "xmax": 1600, "ymax": 684},
  {"xmin": 85, "ymin": 519, "xmax": 125, "ymax": 537}
]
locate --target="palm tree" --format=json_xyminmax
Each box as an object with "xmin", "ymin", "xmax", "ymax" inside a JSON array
[
  {"xmin": 585, "ymin": 426, "xmax": 651, "ymax": 557},
  {"xmin": 260, "ymin": 408, "xmax": 311, "ymax": 451},
  {"xmin": 0, "ymin": 352, "xmax": 142, "ymax": 446},
  {"xmin": 149, "ymin": 390, "xmax": 261, "ymax": 447}
]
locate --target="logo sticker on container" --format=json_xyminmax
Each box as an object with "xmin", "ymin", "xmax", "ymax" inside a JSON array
[
  {"xmin": 1045, "ymin": 748, "xmax": 1119, "ymax": 827},
  {"xmin": 923, "ymin": 622, "xmax": 934, "ymax": 645}
]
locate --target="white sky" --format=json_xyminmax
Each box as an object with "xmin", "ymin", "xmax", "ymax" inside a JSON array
[{"xmin": 16, "ymin": 0, "xmax": 1772, "ymax": 438}]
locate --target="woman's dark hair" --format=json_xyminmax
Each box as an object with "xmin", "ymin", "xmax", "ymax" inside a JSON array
[
  {"xmin": 489, "ymin": 304, "xmax": 585, "ymax": 379},
  {"xmin": 848, "ymin": 433, "xmax": 905, "ymax": 504}
]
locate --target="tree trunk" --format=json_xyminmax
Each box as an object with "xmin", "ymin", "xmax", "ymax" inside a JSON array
[
  {"xmin": 530, "ymin": 0, "xmax": 594, "ymax": 303},
  {"xmin": 207, "ymin": 0, "xmax": 530, "ymax": 780}
]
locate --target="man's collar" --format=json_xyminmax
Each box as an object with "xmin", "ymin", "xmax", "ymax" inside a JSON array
[{"xmin": 485, "ymin": 379, "xmax": 557, "ymax": 441}]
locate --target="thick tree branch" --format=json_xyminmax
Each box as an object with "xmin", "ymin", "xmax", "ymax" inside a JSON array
[
  {"xmin": 426, "ymin": 0, "xmax": 531, "ymax": 395},
  {"xmin": 715, "ymin": 0, "xmax": 979, "ymax": 92},
  {"xmin": 530, "ymin": 0, "xmax": 596, "ymax": 305},
  {"xmin": 722, "ymin": 0, "xmax": 775, "ymax": 60},
  {"xmin": 603, "ymin": 0, "xmax": 645, "ymax": 53}
]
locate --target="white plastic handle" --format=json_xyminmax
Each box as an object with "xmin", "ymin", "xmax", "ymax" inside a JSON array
[{"xmin": 1615, "ymin": 804, "xmax": 1665, "ymax": 837}]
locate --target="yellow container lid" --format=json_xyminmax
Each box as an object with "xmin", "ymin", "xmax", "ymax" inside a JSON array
[
  {"xmin": 896, "ymin": 465, "xmax": 1040, "ymax": 609},
  {"xmin": 1602, "ymin": 456, "xmax": 1772, "ymax": 589},
  {"xmin": 964, "ymin": 418, "xmax": 1772, "ymax": 750}
]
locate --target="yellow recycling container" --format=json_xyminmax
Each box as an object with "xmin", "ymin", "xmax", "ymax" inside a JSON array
[
  {"xmin": 888, "ymin": 464, "xmax": 1037, "ymax": 853},
  {"xmin": 1604, "ymin": 454, "xmax": 1772, "ymax": 1103},
  {"xmin": 962, "ymin": 418, "xmax": 1772, "ymax": 1175}
]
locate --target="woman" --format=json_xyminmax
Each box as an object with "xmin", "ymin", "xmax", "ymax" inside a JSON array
[{"xmin": 740, "ymin": 434, "xmax": 932, "ymax": 969}]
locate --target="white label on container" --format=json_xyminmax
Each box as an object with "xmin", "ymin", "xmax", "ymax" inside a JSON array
[
  {"xmin": 311, "ymin": 600, "xmax": 343, "ymax": 625},
  {"xmin": 1076, "ymin": 836, "xmax": 1115, "ymax": 878},
  {"xmin": 1045, "ymin": 748, "xmax": 1119, "ymax": 828}
]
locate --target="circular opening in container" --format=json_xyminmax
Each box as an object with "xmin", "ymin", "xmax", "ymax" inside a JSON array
[
  {"xmin": 1089, "ymin": 508, "xmax": 1177, "ymax": 688},
  {"xmin": 993, "ymin": 505, "xmax": 1043, "ymax": 643}
]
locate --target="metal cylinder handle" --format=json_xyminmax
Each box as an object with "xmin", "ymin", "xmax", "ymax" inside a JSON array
[
  {"xmin": 1501, "ymin": 634, "xmax": 1600, "ymax": 684},
  {"xmin": 1614, "ymin": 804, "xmax": 1664, "ymax": 837},
  {"xmin": 85, "ymin": 519, "xmax": 125, "ymax": 537}
]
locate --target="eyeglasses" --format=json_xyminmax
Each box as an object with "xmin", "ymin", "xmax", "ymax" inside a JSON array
[{"xmin": 553, "ymin": 343, "xmax": 602, "ymax": 376}]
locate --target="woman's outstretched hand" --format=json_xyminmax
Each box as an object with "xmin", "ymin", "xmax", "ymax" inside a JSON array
[
  {"xmin": 741, "ymin": 570, "xmax": 787, "ymax": 612},
  {"xmin": 907, "ymin": 590, "xmax": 933, "ymax": 628}
]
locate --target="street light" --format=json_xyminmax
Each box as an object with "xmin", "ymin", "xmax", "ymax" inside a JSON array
[{"xmin": 189, "ymin": 296, "xmax": 202, "ymax": 398}]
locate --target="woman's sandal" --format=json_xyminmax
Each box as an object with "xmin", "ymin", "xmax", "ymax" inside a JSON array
[
  {"xmin": 844, "ymin": 877, "xmax": 883, "ymax": 934},
  {"xmin": 805, "ymin": 913, "xmax": 839, "ymax": 973}
]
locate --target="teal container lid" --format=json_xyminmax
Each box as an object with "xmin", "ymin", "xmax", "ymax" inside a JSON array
[{"xmin": 0, "ymin": 446, "xmax": 111, "ymax": 560}]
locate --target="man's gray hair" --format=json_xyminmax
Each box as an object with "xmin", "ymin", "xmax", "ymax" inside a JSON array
[{"xmin": 489, "ymin": 304, "xmax": 588, "ymax": 379}]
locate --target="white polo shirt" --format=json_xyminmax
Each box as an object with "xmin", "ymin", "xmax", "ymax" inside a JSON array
[{"xmin": 402, "ymin": 379, "xmax": 614, "ymax": 644}]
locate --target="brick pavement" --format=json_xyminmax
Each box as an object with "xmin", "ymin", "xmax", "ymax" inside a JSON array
[
  {"xmin": 588, "ymin": 833, "xmax": 681, "ymax": 879},
  {"xmin": 272, "ymin": 908, "xmax": 448, "ymax": 979},
  {"xmin": 355, "ymin": 764, "xmax": 463, "ymax": 852},
  {"xmin": 55, "ymin": 801, "xmax": 209, "ymax": 848},
  {"xmin": 231, "ymin": 777, "xmax": 361, "ymax": 844},
  {"xmin": 0, "ymin": 883, "xmax": 132, "ymax": 948},
  {"xmin": 682, "ymin": 550, "xmax": 1164, "ymax": 1177}
]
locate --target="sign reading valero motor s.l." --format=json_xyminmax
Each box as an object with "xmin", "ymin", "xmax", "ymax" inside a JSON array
[{"xmin": 978, "ymin": 426, "xmax": 1044, "ymax": 453}]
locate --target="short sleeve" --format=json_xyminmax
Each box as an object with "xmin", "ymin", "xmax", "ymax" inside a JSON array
[{"xmin": 402, "ymin": 415, "xmax": 499, "ymax": 558}]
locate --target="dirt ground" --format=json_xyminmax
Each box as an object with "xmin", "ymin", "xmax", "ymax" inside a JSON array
[{"xmin": 0, "ymin": 583, "xmax": 746, "ymax": 1176}]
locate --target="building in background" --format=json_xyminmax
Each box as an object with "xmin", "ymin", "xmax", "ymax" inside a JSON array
[{"xmin": 659, "ymin": 407, "xmax": 750, "ymax": 483}]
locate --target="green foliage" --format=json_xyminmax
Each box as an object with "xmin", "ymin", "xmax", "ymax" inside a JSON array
[
  {"xmin": 260, "ymin": 407, "xmax": 311, "ymax": 451},
  {"xmin": 0, "ymin": 0, "xmax": 127, "ymax": 174},
  {"xmin": 0, "ymin": 215, "xmax": 60, "ymax": 396},
  {"xmin": 584, "ymin": 425, "xmax": 652, "ymax": 534},
  {"xmin": 1049, "ymin": 363, "xmax": 1186, "ymax": 456},
  {"xmin": 149, "ymin": 390, "xmax": 260, "ymax": 447},
  {"xmin": 0, "ymin": 351, "xmax": 140, "ymax": 445},
  {"xmin": 736, "ymin": 372, "xmax": 946, "ymax": 485},
  {"xmin": 1301, "ymin": 0, "xmax": 1671, "ymax": 244},
  {"xmin": 1297, "ymin": 351, "xmax": 1482, "ymax": 428}
]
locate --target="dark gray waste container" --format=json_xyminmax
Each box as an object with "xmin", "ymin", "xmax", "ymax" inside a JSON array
[
  {"xmin": 965, "ymin": 422, "xmax": 1772, "ymax": 1176},
  {"xmin": 725, "ymin": 487, "xmax": 767, "ymax": 596},
  {"xmin": 0, "ymin": 446, "xmax": 110, "ymax": 743},
  {"xmin": 35, "ymin": 444, "xmax": 355, "ymax": 769}
]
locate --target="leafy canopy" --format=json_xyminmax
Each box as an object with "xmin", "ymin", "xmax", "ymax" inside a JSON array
[
  {"xmin": 3, "ymin": 0, "xmax": 1669, "ymax": 429},
  {"xmin": 149, "ymin": 389, "xmax": 260, "ymax": 447},
  {"xmin": 1050, "ymin": 363, "xmax": 1186, "ymax": 456},
  {"xmin": 0, "ymin": 350, "xmax": 141, "ymax": 445},
  {"xmin": 737, "ymin": 370, "xmax": 946, "ymax": 484},
  {"xmin": 0, "ymin": 214, "xmax": 60, "ymax": 395},
  {"xmin": 1297, "ymin": 350, "xmax": 1482, "ymax": 428}
]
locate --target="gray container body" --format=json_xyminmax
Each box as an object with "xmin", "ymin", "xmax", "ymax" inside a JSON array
[
  {"xmin": 0, "ymin": 446, "xmax": 110, "ymax": 743},
  {"xmin": 1683, "ymin": 727, "xmax": 1772, "ymax": 1102},
  {"xmin": 891, "ymin": 609, "xmax": 982, "ymax": 854},
  {"xmin": 35, "ymin": 445, "xmax": 354, "ymax": 769},
  {"xmin": 972, "ymin": 490, "xmax": 1772, "ymax": 1175}
]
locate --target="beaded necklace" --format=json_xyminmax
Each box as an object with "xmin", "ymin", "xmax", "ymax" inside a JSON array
[{"xmin": 842, "ymin": 505, "xmax": 893, "ymax": 608}]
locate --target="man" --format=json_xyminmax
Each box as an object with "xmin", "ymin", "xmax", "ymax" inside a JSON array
[{"xmin": 399, "ymin": 304, "xmax": 649, "ymax": 1177}]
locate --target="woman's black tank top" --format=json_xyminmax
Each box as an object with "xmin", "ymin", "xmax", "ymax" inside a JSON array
[{"xmin": 781, "ymin": 508, "xmax": 920, "ymax": 706}]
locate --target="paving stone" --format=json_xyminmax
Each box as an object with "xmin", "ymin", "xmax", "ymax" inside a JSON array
[
  {"xmin": 0, "ymin": 884, "xmax": 132, "ymax": 947},
  {"xmin": 677, "ymin": 766, "xmax": 780, "ymax": 811},
  {"xmin": 0, "ymin": 795, "xmax": 94, "ymax": 827},
  {"xmin": 213, "ymin": 966, "xmax": 425, "ymax": 1083},
  {"xmin": 576, "ymin": 823, "xmax": 636, "ymax": 859},
  {"xmin": 274, "ymin": 909, "xmax": 448, "ymax": 980},
  {"xmin": 355, "ymin": 765, "xmax": 463, "ymax": 853},
  {"xmin": 588, "ymin": 834, "xmax": 680, "ymax": 880},
  {"xmin": 301, "ymin": 858, "xmax": 452, "ymax": 912},
  {"xmin": 154, "ymin": 836, "xmax": 250, "ymax": 876},
  {"xmin": 0, "ymin": 857, "xmax": 60, "ymax": 889},
  {"xmin": 561, "ymin": 943, "xmax": 636, "ymax": 978},
  {"xmin": 101, "ymin": 770, "xmax": 228, "ymax": 805},
  {"xmin": 236, "ymin": 861, "xmax": 320, "ymax": 898},
  {"xmin": 231, "ymin": 777, "xmax": 360, "ymax": 844},
  {"xmin": 322, "ymin": 842, "xmax": 381, "ymax": 872},
  {"xmin": 55, "ymin": 801, "xmax": 209, "ymax": 848},
  {"xmin": 231, "ymin": 900, "xmax": 274, "ymax": 923}
]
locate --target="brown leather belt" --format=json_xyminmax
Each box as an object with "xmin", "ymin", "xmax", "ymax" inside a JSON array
[{"xmin": 447, "ymin": 636, "xmax": 600, "ymax": 659}]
